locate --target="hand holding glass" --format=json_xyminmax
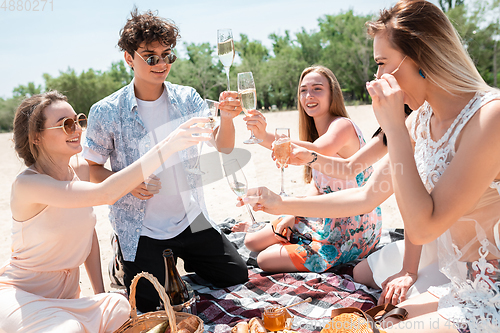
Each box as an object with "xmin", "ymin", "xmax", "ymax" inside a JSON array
[
  {"xmin": 274, "ymin": 128, "xmax": 291, "ymax": 196},
  {"xmin": 217, "ymin": 29, "xmax": 235, "ymax": 91},
  {"xmin": 238, "ymin": 72, "xmax": 262, "ymax": 144},
  {"xmin": 223, "ymin": 159, "xmax": 265, "ymax": 232},
  {"xmin": 187, "ymin": 99, "xmax": 218, "ymax": 175}
]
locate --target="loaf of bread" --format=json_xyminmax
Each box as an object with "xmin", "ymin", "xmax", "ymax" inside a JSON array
[
  {"xmin": 231, "ymin": 321, "xmax": 249, "ymax": 333},
  {"xmin": 248, "ymin": 317, "xmax": 266, "ymax": 333}
]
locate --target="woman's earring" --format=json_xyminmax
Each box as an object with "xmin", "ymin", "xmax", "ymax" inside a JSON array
[{"xmin": 419, "ymin": 69, "xmax": 426, "ymax": 79}]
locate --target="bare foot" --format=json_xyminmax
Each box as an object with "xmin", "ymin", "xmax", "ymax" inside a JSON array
[{"xmin": 231, "ymin": 221, "xmax": 251, "ymax": 232}]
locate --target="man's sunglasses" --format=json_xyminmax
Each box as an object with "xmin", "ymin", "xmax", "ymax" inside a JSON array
[
  {"xmin": 272, "ymin": 224, "xmax": 312, "ymax": 245},
  {"xmin": 44, "ymin": 113, "xmax": 87, "ymax": 135},
  {"xmin": 135, "ymin": 50, "xmax": 177, "ymax": 66}
]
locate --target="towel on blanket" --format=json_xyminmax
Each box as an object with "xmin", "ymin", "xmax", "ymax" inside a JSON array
[{"xmin": 182, "ymin": 224, "xmax": 404, "ymax": 333}]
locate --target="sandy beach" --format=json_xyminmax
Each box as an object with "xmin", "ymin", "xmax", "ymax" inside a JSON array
[{"xmin": 0, "ymin": 105, "xmax": 402, "ymax": 296}]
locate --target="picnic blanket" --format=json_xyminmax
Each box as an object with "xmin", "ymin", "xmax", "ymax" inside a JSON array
[{"xmin": 183, "ymin": 223, "xmax": 404, "ymax": 333}]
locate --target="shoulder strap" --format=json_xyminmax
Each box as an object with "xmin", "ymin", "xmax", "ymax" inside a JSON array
[
  {"xmin": 365, "ymin": 303, "xmax": 408, "ymax": 322},
  {"xmin": 449, "ymin": 92, "xmax": 500, "ymax": 149}
]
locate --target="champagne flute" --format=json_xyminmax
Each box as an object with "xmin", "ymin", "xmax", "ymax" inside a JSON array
[
  {"xmin": 238, "ymin": 72, "xmax": 262, "ymax": 144},
  {"xmin": 217, "ymin": 29, "xmax": 235, "ymax": 91},
  {"xmin": 274, "ymin": 128, "xmax": 291, "ymax": 196},
  {"xmin": 223, "ymin": 159, "xmax": 266, "ymax": 232},
  {"xmin": 187, "ymin": 99, "xmax": 219, "ymax": 175}
]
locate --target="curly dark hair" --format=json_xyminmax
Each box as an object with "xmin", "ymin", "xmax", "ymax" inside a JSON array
[{"xmin": 118, "ymin": 8, "xmax": 180, "ymax": 57}]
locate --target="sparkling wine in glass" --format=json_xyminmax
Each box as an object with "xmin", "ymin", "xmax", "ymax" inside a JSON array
[
  {"xmin": 223, "ymin": 159, "xmax": 266, "ymax": 232},
  {"xmin": 238, "ymin": 72, "xmax": 262, "ymax": 144},
  {"xmin": 217, "ymin": 29, "xmax": 235, "ymax": 91},
  {"xmin": 274, "ymin": 128, "xmax": 291, "ymax": 196},
  {"xmin": 187, "ymin": 99, "xmax": 219, "ymax": 175}
]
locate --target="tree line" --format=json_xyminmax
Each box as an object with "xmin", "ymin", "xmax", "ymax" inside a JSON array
[{"xmin": 0, "ymin": 0, "xmax": 498, "ymax": 132}]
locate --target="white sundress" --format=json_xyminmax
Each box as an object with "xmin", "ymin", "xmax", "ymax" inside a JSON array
[{"xmin": 411, "ymin": 91, "xmax": 500, "ymax": 332}]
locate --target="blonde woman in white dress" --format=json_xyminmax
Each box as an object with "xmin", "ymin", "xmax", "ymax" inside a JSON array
[{"xmin": 243, "ymin": 1, "xmax": 500, "ymax": 331}]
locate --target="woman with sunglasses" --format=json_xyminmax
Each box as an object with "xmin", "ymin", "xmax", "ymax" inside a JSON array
[
  {"xmin": 243, "ymin": 1, "xmax": 500, "ymax": 331},
  {"xmin": 0, "ymin": 91, "xmax": 211, "ymax": 332},
  {"xmin": 239, "ymin": 66, "xmax": 382, "ymax": 274}
]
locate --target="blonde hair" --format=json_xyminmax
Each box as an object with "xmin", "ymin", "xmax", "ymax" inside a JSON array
[
  {"xmin": 366, "ymin": 0, "xmax": 491, "ymax": 95},
  {"xmin": 297, "ymin": 65, "xmax": 349, "ymax": 183}
]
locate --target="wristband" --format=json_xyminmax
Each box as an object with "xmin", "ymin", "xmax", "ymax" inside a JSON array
[{"xmin": 306, "ymin": 152, "xmax": 318, "ymax": 166}]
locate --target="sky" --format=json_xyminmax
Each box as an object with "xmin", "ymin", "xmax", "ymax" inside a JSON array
[{"xmin": 0, "ymin": 0, "xmax": 440, "ymax": 99}]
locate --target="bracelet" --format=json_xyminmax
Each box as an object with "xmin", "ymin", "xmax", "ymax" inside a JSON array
[{"xmin": 306, "ymin": 152, "xmax": 318, "ymax": 166}]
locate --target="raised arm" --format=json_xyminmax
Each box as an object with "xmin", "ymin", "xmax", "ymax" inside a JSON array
[
  {"xmin": 368, "ymin": 75, "xmax": 500, "ymax": 244},
  {"xmin": 214, "ymin": 91, "xmax": 242, "ymax": 154},
  {"xmin": 242, "ymin": 155, "xmax": 394, "ymax": 217},
  {"xmin": 11, "ymin": 118, "xmax": 211, "ymax": 213},
  {"xmin": 289, "ymin": 134, "xmax": 388, "ymax": 179}
]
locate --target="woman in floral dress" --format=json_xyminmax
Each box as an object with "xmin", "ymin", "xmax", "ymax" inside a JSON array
[{"xmin": 242, "ymin": 65, "xmax": 382, "ymax": 273}]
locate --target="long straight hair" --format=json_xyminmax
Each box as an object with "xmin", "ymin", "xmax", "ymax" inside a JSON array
[
  {"xmin": 366, "ymin": 0, "xmax": 491, "ymax": 95},
  {"xmin": 297, "ymin": 66, "xmax": 349, "ymax": 183}
]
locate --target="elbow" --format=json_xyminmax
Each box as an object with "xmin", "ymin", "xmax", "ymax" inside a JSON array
[
  {"xmin": 99, "ymin": 186, "xmax": 121, "ymax": 206},
  {"xmin": 405, "ymin": 221, "xmax": 437, "ymax": 245},
  {"xmin": 343, "ymin": 161, "xmax": 364, "ymax": 180},
  {"xmin": 218, "ymin": 147, "xmax": 234, "ymax": 154},
  {"xmin": 106, "ymin": 197, "xmax": 119, "ymax": 206},
  {"xmin": 406, "ymin": 232, "xmax": 429, "ymax": 246}
]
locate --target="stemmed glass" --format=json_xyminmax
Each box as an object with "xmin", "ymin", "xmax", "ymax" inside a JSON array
[
  {"xmin": 187, "ymin": 99, "xmax": 218, "ymax": 175},
  {"xmin": 223, "ymin": 159, "xmax": 266, "ymax": 232},
  {"xmin": 238, "ymin": 72, "xmax": 262, "ymax": 144},
  {"xmin": 217, "ymin": 29, "xmax": 235, "ymax": 91},
  {"xmin": 274, "ymin": 128, "xmax": 291, "ymax": 196}
]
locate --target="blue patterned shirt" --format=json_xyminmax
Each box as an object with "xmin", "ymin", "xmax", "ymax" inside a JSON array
[{"xmin": 82, "ymin": 80, "xmax": 218, "ymax": 261}]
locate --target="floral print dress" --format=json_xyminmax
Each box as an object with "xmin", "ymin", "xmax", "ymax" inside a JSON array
[{"xmin": 278, "ymin": 119, "xmax": 382, "ymax": 273}]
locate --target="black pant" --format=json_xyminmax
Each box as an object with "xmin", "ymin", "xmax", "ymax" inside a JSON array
[{"xmin": 120, "ymin": 215, "xmax": 248, "ymax": 312}]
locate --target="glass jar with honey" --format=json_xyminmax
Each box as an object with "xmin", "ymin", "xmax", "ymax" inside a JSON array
[{"xmin": 262, "ymin": 305, "xmax": 287, "ymax": 332}]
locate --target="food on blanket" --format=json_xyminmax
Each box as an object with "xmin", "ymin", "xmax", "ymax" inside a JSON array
[
  {"xmin": 263, "ymin": 305, "xmax": 286, "ymax": 331},
  {"xmin": 249, "ymin": 317, "xmax": 266, "ymax": 333},
  {"xmin": 176, "ymin": 316, "xmax": 199, "ymax": 333},
  {"xmin": 231, "ymin": 321, "xmax": 249, "ymax": 333},
  {"xmin": 144, "ymin": 321, "xmax": 169, "ymax": 333}
]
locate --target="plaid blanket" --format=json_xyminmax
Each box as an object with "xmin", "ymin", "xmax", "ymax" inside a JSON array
[
  {"xmin": 182, "ymin": 225, "xmax": 404, "ymax": 333},
  {"xmin": 185, "ymin": 268, "xmax": 378, "ymax": 333}
]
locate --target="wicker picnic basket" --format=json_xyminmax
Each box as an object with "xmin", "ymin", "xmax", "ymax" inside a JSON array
[{"xmin": 114, "ymin": 272, "xmax": 204, "ymax": 333}]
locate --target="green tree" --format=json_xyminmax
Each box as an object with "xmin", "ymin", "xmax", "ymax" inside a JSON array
[
  {"xmin": 447, "ymin": 0, "xmax": 499, "ymax": 86},
  {"xmin": 266, "ymin": 31, "xmax": 308, "ymax": 109},
  {"xmin": 13, "ymin": 82, "xmax": 42, "ymax": 97},
  {"xmin": 43, "ymin": 61, "xmax": 133, "ymax": 115},
  {"xmin": 0, "ymin": 96, "xmax": 23, "ymax": 132},
  {"xmin": 439, "ymin": 0, "xmax": 465, "ymax": 12},
  {"xmin": 295, "ymin": 28, "xmax": 323, "ymax": 66},
  {"xmin": 234, "ymin": 34, "xmax": 270, "ymax": 108},
  {"xmin": 318, "ymin": 11, "xmax": 376, "ymax": 101},
  {"xmin": 168, "ymin": 42, "xmax": 226, "ymax": 101}
]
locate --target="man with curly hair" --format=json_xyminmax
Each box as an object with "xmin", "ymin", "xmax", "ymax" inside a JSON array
[{"xmin": 82, "ymin": 8, "xmax": 248, "ymax": 312}]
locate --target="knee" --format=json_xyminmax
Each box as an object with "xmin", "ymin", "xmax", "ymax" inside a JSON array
[
  {"xmin": 256, "ymin": 252, "xmax": 278, "ymax": 273},
  {"xmin": 244, "ymin": 234, "xmax": 260, "ymax": 252},
  {"xmin": 353, "ymin": 259, "xmax": 378, "ymax": 288}
]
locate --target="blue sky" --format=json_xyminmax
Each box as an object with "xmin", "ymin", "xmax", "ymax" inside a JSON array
[{"xmin": 0, "ymin": 0, "xmax": 439, "ymax": 99}]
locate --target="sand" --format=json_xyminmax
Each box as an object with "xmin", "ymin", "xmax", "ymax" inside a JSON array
[{"xmin": 0, "ymin": 105, "xmax": 403, "ymax": 296}]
